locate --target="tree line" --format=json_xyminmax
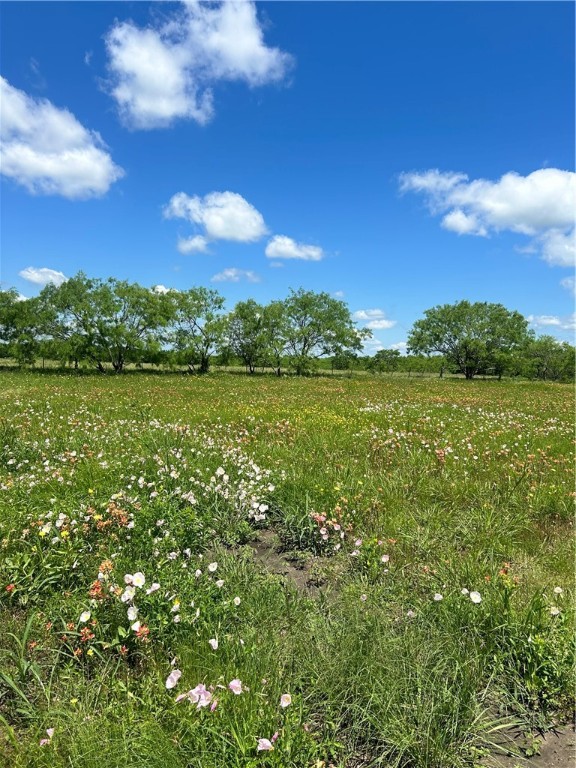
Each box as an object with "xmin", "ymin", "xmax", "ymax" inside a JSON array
[{"xmin": 0, "ymin": 273, "xmax": 573, "ymax": 381}]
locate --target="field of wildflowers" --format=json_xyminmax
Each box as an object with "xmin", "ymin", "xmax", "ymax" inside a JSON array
[{"xmin": 0, "ymin": 372, "xmax": 573, "ymax": 767}]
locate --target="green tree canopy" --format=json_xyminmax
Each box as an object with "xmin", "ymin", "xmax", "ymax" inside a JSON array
[
  {"xmin": 407, "ymin": 301, "xmax": 532, "ymax": 379},
  {"xmin": 280, "ymin": 288, "xmax": 370, "ymax": 375}
]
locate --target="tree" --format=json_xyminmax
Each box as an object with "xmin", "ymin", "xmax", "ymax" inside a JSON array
[
  {"xmin": 524, "ymin": 336, "xmax": 575, "ymax": 381},
  {"xmin": 170, "ymin": 287, "xmax": 226, "ymax": 373},
  {"xmin": 225, "ymin": 299, "xmax": 268, "ymax": 373},
  {"xmin": 39, "ymin": 274, "xmax": 174, "ymax": 372},
  {"xmin": 0, "ymin": 291, "xmax": 44, "ymax": 365},
  {"xmin": 280, "ymin": 288, "xmax": 370, "ymax": 375},
  {"xmin": 366, "ymin": 348, "xmax": 401, "ymax": 374},
  {"xmin": 407, "ymin": 301, "xmax": 531, "ymax": 379}
]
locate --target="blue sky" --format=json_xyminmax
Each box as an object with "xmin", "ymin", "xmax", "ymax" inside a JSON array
[{"xmin": 1, "ymin": 1, "xmax": 574, "ymax": 350}]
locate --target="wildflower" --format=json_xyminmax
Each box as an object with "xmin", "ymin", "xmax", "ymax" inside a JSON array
[
  {"xmin": 135, "ymin": 624, "xmax": 150, "ymax": 641},
  {"xmin": 131, "ymin": 621, "xmax": 141, "ymax": 632},
  {"xmin": 194, "ymin": 569, "xmax": 202, "ymax": 578},
  {"xmin": 146, "ymin": 582, "xmax": 160, "ymax": 595},
  {"xmin": 215, "ymin": 579, "xmax": 224, "ymax": 588},
  {"xmin": 280, "ymin": 693, "xmax": 292, "ymax": 708},
  {"xmin": 132, "ymin": 572, "xmax": 145, "ymax": 587},
  {"xmin": 381, "ymin": 554, "xmax": 390, "ymax": 563},
  {"xmin": 208, "ymin": 562, "xmax": 218, "ymax": 573},
  {"xmin": 461, "ymin": 588, "xmax": 469, "ymax": 595},
  {"xmin": 173, "ymin": 615, "xmax": 181, "ymax": 623},
  {"xmin": 186, "ymin": 683, "xmax": 212, "ymax": 708},
  {"xmin": 39, "ymin": 728, "xmax": 55, "ymax": 746},
  {"xmin": 433, "ymin": 593, "xmax": 443, "ymax": 601},
  {"xmin": 127, "ymin": 606, "xmax": 138, "ymax": 621},
  {"xmin": 228, "ymin": 679, "xmax": 243, "ymax": 695},
  {"xmin": 406, "ymin": 610, "xmax": 416, "ymax": 618},
  {"xmin": 470, "ymin": 591, "xmax": 482, "ymax": 604},
  {"xmin": 121, "ymin": 586, "xmax": 136, "ymax": 603},
  {"xmin": 257, "ymin": 738, "xmax": 274, "ymax": 752},
  {"xmin": 271, "ymin": 731, "xmax": 279, "ymax": 744},
  {"xmin": 550, "ymin": 606, "xmax": 561, "ymax": 616},
  {"xmin": 124, "ymin": 574, "xmax": 134, "ymax": 585},
  {"xmin": 166, "ymin": 669, "xmax": 182, "ymax": 689},
  {"xmin": 553, "ymin": 586, "xmax": 563, "ymax": 595},
  {"xmin": 5, "ymin": 583, "xmax": 15, "ymax": 593},
  {"xmin": 233, "ymin": 596, "xmax": 241, "ymax": 606},
  {"xmin": 209, "ymin": 638, "xmax": 218, "ymax": 650},
  {"xmin": 210, "ymin": 698, "xmax": 219, "ymax": 712},
  {"xmin": 79, "ymin": 610, "xmax": 91, "ymax": 623},
  {"xmin": 360, "ymin": 594, "xmax": 367, "ymax": 602}
]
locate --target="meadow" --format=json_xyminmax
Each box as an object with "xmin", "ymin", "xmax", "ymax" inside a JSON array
[{"xmin": 0, "ymin": 371, "xmax": 573, "ymax": 767}]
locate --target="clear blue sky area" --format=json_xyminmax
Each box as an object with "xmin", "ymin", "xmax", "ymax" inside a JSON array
[{"xmin": 1, "ymin": 1, "xmax": 574, "ymax": 349}]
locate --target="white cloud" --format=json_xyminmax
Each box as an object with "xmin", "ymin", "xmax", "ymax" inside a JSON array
[
  {"xmin": 528, "ymin": 313, "xmax": 576, "ymax": 332},
  {"xmin": 268, "ymin": 261, "xmax": 284, "ymax": 268},
  {"xmin": 0, "ymin": 77, "xmax": 124, "ymax": 199},
  {"xmin": 211, "ymin": 267, "xmax": 260, "ymax": 283},
  {"xmin": 441, "ymin": 209, "xmax": 487, "ymax": 236},
  {"xmin": 366, "ymin": 318, "xmax": 397, "ymax": 330},
  {"xmin": 333, "ymin": 290, "xmax": 345, "ymax": 298},
  {"xmin": 390, "ymin": 341, "xmax": 408, "ymax": 353},
  {"xmin": 165, "ymin": 191, "xmax": 267, "ymax": 243},
  {"xmin": 560, "ymin": 276, "xmax": 575, "ymax": 296},
  {"xmin": 177, "ymin": 235, "xmax": 209, "ymax": 254},
  {"xmin": 399, "ymin": 168, "xmax": 576, "ymax": 266},
  {"xmin": 152, "ymin": 284, "xmax": 174, "ymax": 294},
  {"xmin": 352, "ymin": 309, "xmax": 388, "ymax": 321},
  {"xmin": 353, "ymin": 309, "xmax": 396, "ymax": 330},
  {"xmin": 265, "ymin": 235, "xmax": 324, "ymax": 261},
  {"xmin": 105, "ymin": 1, "xmax": 292, "ymax": 130},
  {"xmin": 19, "ymin": 267, "xmax": 68, "ymax": 286},
  {"xmin": 540, "ymin": 229, "xmax": 575, "ymax": 267}
]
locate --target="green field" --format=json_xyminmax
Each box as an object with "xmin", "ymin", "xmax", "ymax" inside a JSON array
[{"xmin": 0, "ymin": 372, "xmax": 573, "ymax": 767}]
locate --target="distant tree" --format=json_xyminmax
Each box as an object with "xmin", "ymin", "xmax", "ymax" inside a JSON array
[
  {"xmin": 524, "ymin": 335, "xmax": 575, "ymax": 381},
  {"xmin": 225, "ymin": 299, "xmax": 269, "ymax": 373},
  {"xmin": 280, "ymin": 288, "xmax": 370, "ymax": 375},
  {"xmin": 39, "ymin": 274, "xmax": 174, "ymax": 372},
  {"xmin": 0, "ymin": 291, "xmax": 44, "ymax": 365},
  {"xmin": 407, "ymin": 301, "xmax": 532, "ymax": 379},
  {"xmin": 366, "ymin": 348, "xmax": 401, "ymax": 374},
  {"xmin": 170, "ymin": 287, "xmax": 226, "ymax": 374}
]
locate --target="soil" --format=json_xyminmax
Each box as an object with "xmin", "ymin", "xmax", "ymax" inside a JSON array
[
  {"xmin": 249, "ymin": 529, "xmax": 322, "ymax": 595},
  {"xmin": 483, "ymin": 723, "xmax": 575, "ymax": 768}
]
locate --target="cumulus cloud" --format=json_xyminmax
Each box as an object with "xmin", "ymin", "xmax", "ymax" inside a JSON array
[
  {"xmin": 19, "ymin": 267, "xmax": 68, "ymax": 286},
  {"xmin": 528, "ymin": 313, "xmax": 576, "ymax": 332},
  {"xmin": 366, "ymin": 318, "xmax": 397, "ymax": 330},
  {"xmin": 164, "ymin": 191, "xmax": 267, "ymax": 245},
  {"xmin": 211, "ymin": 267, "xmax": 260, "ymax": 283},
  {"xmin": 152, "ymin": 284, "xmax": 174, "ymax": 294},
  {"xmin": 265, "ymin": 235, "xmax": 324, "ymax": 261},
  {"xmin": 390, "ymin": 341, "xmax": 408, "ymax": 353},
  {"xmin": 540, "ymin": 229, "xmax": 575, "ymax": 267},
  {"xmin": 177, "ymin": 235, "xmax": 209, "ymax": 254},
  {"xmin": 352, "ymin": 309, "xmax": 396, "ymax": 330},
  {"xmin": 105, "ymin": 1, "xmax": 292, "ymax": 129},
  {"xmin": 399, "ymin": 168, "xmax": 576, "ymax": 266},
  {"xmin": 0, "ymin": 77, "xmax": 124, "ymax": 199}
]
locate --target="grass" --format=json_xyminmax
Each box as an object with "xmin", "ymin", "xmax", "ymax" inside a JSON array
[{"xmin": 0, "ymin": 371, "xmax": 573, "ymax": 767}]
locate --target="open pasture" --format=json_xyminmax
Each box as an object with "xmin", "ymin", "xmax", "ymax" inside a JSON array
[{"xmin": 0, "ymin": 372, "xmax": 573, "ymax": 767}]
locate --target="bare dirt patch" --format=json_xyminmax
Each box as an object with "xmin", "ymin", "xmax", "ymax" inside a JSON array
[
  {"xmin": 484, "ymin": 724, "xmax": 575, "ymax": 768},
  {"xmin": 249, "ymin": 529, "xmax": 322, "ymax": 595}
]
